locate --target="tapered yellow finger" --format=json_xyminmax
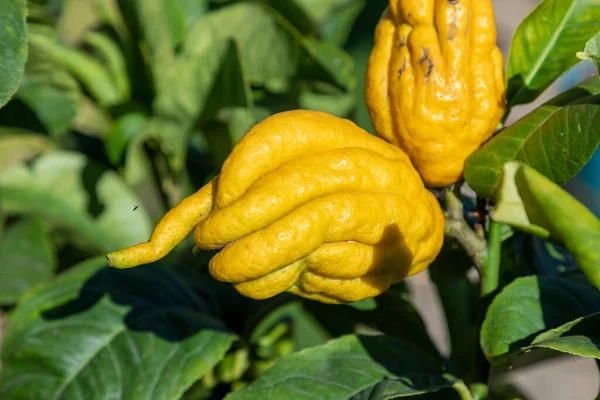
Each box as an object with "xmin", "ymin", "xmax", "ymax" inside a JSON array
[
  {"xmin": 233, "ymin": 263, "xmax": 303, "ymax": 300},
  {"xmin": 106, "ymin": 179, "xmax": 216, "ymax": 268},
  {"xmin": 469, "ymin": 0, "xmax": 498, "ymax": 59},
  {"xmin": 195, "ymin": 148, "xmax": 416, "ymax": 249},
  {"xmin": 208, "ymin": 192, "xmax": 442, "ymax": 283},
  {"xmin": 296, "ymin": 272, "xmax": 395, "ymax": 303},
  {"xmin": 215, "ymin": 110, "xmax": 410, "ymax": 209},
  {"xmin": 365, "ymin": 9, "xmax": 397, "ymax": 145},
  {"xmin": 392, "ymin": 0, "xmax": 434, "ymax": 26},
  {"xmin": 436, "ymin": 0, "xmax": 470, "ymax": 78}
]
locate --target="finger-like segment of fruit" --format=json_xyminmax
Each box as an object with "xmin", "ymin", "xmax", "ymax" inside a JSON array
[
  {"xmin": 215, "ymin": 110, "xmax": 412, "ymax": 208},
  {"xmin": 365, "ymin": 0, "xmax": 506, "ymax": 187},
  {"xmin": 107, "ymin": 110, "xmax": 445, "ymax": 303},
  {"xmin": 195, "ymin": 148, "xmax": 414, "ymax": 249},
  {"xmin": 106, "ymin": 180, "xmax": 215, "ymax": 268}
]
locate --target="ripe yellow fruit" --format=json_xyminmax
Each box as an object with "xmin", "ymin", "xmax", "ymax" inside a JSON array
[
  {"xmin": 365, "ymin": 0, "xmax": 506, "ymax": 187},
  {"xmin": 107, "ymin": 110, "xmax": 444, "ymax": 304}
]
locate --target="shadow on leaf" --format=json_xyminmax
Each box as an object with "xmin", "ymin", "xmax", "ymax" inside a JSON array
[{"xmin": 41, "ymin": 263, "xmax": 233, "ymax": 341}]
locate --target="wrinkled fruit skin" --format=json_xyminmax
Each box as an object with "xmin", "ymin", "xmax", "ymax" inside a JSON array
[
  {"xmin": 365, "ymin": 0, "xmax": 506, "ymax": 187},
  {"xmin": 107, "ymin": 110, "xmax": 444, "ymax": 304}
]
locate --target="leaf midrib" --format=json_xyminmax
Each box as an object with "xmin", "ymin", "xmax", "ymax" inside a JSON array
[
  {"xmin": 509, "ymin": 0, "xmax": 579, "ymax": 105},
  {"xmin": 50, "ymin": 323, "xmax": 125, "ymax": 400}
]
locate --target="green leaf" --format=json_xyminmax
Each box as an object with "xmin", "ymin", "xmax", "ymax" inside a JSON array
[
  {"xmin": 56, "ymin": 0, "xmax": 101, "ymax": 44},
  {"xmin": 227, "ymin": 334, "xmax": 460, "ymax": 400},
  {"xmin": 0, "ymin": 132, "xmax": 54, "ymax": 175},
  {"xmin": 506, "ymin": 0, "xmax": 600, "ymax": 107},
  {"xmin": 28, "ymin": 24, "xmax": 123, "ymax": 107},
  {"xmin": 465, "ymin": 76, "xmax": 600, "ymax": 199},
  {"xmin": 83, "ymin": 31, "xmax": 131, "ymax": 101},
  {"xmin": 184, "ymin": 2, "xmax": 355, "ymax": 90},
  {"xmin": 104, "ymin": 112, "xmax": 148, "ymax": 165},
  {"xmin": 525, "ymin": 312, "xmax": 600, "ymax": 358},
  {"xmin": 120, "ymin": 0, "xmax": 176, "ymax": 80},
  {"xmin": 493, "ymin": 161, "xmax": 600, "ymax": 289},
  {"xmin": 266, "ymin": 0, "xmax": 365, "ymax": 46},
  {"xmin": 15, "ymin": 53, "xmax": 82, "ymax": 138},
  {"xmin": 481, "ymin": 276, "xmax": 600, "ymax": 365},
  {"xmin": 0, "ymin": 0, "xmax": 28, "ymax": 108},
  {"xmin": 0, "ymin": 151, "xmax": 153, "ymax": 253},
  {"xmin": 202, "ymin": 107, "xmax": 270, "ymax": 170},
  {"xmin": 577, "ymin": 31, "xmax": 600, "ymax": 72},
  {"xmin": 147, "ymin": 38, "xmax": 251, "ymax": 171},
  {"xmin": 0, "ymin": 259, "xmax": 236, "ymax": 399},
  {"xmin": 349, "ymin": 382, "xmax": 463, "ymax": 400},
  {"xmin": 0, "ymin": 217, "xmax": 56, "ymax": 304}
]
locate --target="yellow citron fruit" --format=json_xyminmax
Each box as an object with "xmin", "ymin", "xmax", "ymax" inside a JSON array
[
  {"xmin": 365, "ymin": 0, "xmax": 506, "ymax": 187},
  {"xmin": 107, "ymin": 110, "xmax": 444, "ymax": 304}
]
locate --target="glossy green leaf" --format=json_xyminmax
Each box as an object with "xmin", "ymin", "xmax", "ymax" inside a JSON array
[
  {"xmin": 577, "ymin": 31, "xmax": 600, "ymax": 72},
  {"xmin": 227, "ymin": 334, "xmax": 460, "ymax": 400},
  {"xmin": 28, "ymin": 24, "xmax": 123, "ymax": 107},
  {"xmin": 105, "ymin": 112, "xmax": 148, "ymax": 165},
  {"xmin": 465, "ymin": 76, "xmax": 600, "ymax": 199},
  {"xmin": 493, "ymin": 161, "xmax": 600, "ymax": 289},
  {"xmin": 15, "ymin": 53, "xmax": 81, "ymax": 137},
  {"xmin": 0, "ymin": 218, "xmax": 56, "ymax": 304},
  {"xmin": 524, "ymin": 312, "xmax": 600, "ymax": 358},
  {"xmin": 0, "ymin": 0, "xmax": 28, "ymax": 108},
  {"xmin": 0, "ymin": 259, "xmax": 236, "ymax": 400},
  {"xmin": 0, "ymin": 132, "xmax": 54, "ymax": 175},
  {"xmin": 480, "ymin": 275, "xmax": 600, "ymax": 365},
  {"xmin": 350, "ymin": 382, "xmax": 464, "ymax": 400},
  {"xmin": 506, "ymin": 0, "xmax": 600, "ymax": 107},
  {"xmin": 0, "ymin": 151, "xmax": 153, "ymax": 254}
]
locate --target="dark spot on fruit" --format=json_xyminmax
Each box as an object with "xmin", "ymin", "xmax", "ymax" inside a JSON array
[
  {"xmin": 418, "ymin": 49, "xmax": 434, "ymax": 79},
  {"xmin": 397, "ymin": 59, "xmax": 407, "ymax": 78}
]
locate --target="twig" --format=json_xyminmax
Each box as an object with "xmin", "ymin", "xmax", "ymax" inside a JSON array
[{"xmin": 444, "ymin": 186, "xmax": 487, "ymax": 271}]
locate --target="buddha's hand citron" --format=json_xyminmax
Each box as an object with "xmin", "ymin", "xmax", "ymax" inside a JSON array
[
  {"xmin": 365, "ymin": 0, "xmax": 506, "ymax": 187},
  {"xmin": 107, "ymin": 110, "xmax": 444, "ymax": 304}
]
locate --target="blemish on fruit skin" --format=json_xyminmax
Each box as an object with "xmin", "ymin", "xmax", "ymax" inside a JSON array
[
  {"xmin": 397, "ymin": 59, "xmax": 407, "ymax": 78},
  {"xmin": 418, "ymin": 49, "xmax": 434, "ymax": 79}
]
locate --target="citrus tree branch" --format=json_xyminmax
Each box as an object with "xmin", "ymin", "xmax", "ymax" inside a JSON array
[{"xmin": 444, "ymin": 187, "xmax": 487, "ymax": 271}]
